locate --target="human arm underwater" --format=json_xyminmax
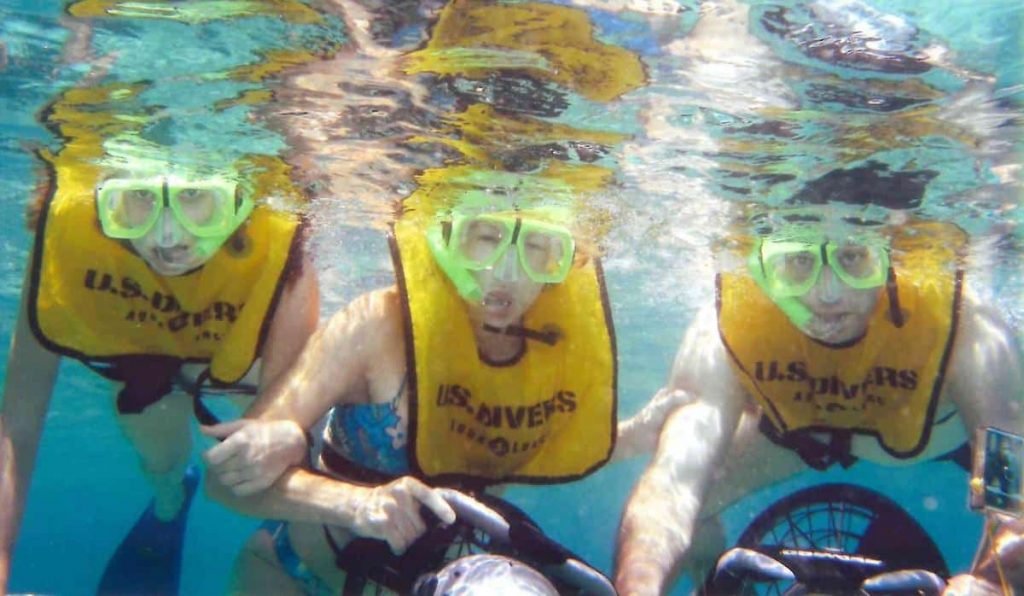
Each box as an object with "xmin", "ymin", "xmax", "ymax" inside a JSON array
[
  {"xmin": 0, "ymin": 267, "xmax": 60, "ymax": 593},
  {"xmin": 198, "ymin": 256, "xmax": 322, "ymax": 493},
  {"xmin": 202, "ymin": 287, "xmax": 458, "ymax": 554},
  {"xmin": 203, "ymin": 285, "xmax": 393, "ymax": 493},
  {"xmin": 943, "ymin": 293, "xmax": 1024, "ymax": 593},
  {"xmin": 614, "ymin": 307, "xmax": 748, "ymax": 596},
  {"xmin": 611, "ymin": 387, "xmax": 696, "ymax": 462},
  {"xmin": 255, "ymin": 256, "xmax": 321, "ymax": 400}
]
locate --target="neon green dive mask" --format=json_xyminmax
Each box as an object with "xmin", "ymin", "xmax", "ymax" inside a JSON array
[
  {"xmin": 749, "ymin": 236, "xmax": 890, "ymax": 328},
  {"xmin": 96, "ymin": 176, "xmax": 253, "ymax": 242},
  {"xmin": 427, "ymin": 211, "xmax": 576, "ymax": 301},
  {"xmin": 759, "ymin": 238, "xmax": 890, "ymax": 297}
]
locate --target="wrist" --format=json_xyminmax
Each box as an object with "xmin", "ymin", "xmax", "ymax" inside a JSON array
[
  {"xmin": 283, "ymin": 421, "xmax": 310, "ymax": 465},
  {"xmin": 616, "ymin": 556, "xmax": 665, "ymax": 596},
  {"xmin": 327, "ymin": 482, "xmax": 373, "ymax": 528},
  {"xmin": 615, "ymin": 571, "xmax": 663, "ymax": 596}
]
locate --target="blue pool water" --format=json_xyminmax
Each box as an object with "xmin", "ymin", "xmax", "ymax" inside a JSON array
[{"xmin": 1, "ymin": 1, "xmax": 1021, "ymax": 594}]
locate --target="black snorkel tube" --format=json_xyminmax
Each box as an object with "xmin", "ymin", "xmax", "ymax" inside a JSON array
[{"xmin": 482, "ymin": 323, "xmax": 562, "ymax": 346}]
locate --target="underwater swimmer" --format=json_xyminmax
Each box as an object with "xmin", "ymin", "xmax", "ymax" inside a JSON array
[
  {"xmin": 202, "ymin": 206, "xmax": 684, "ymax": 594},
  {"xmin": 0, "ymin": 164, "xmax": 318, "ymax": 591},
  {"xmin": 615, "ymin": 213, "xmax": 1024, "ymax": 596}
]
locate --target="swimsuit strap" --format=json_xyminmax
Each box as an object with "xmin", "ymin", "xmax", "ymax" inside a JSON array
[{"xmin": 320, "ymin": 446, "xmax": 400, "ymax": 485}]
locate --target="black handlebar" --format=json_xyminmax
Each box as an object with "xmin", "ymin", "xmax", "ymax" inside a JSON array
[
  {"xmin": 336, "ymin": 488, "xmax": 616, "ymax": 595},
  {"xmin": 709, "ymin": 547, "xmax": 947, "ymax": 595},
  {"xmin": 436, "ymin": 489, "xmax": 617, "ymax": 596}
]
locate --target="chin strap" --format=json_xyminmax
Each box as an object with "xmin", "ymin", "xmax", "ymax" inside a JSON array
[{"xmin": 483, "ymin": 323, "xmax": 562, "ymax": 346}]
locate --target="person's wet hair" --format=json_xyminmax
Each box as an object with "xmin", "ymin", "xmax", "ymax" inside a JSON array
[{"xmin": 786, "ymin": 160, "xmax": 938, "ymax": 211}]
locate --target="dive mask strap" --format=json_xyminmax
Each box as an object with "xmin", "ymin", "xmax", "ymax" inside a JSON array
[{"xmin": 885, "ymin": 266, "xmax": 904, "ymax": 328}]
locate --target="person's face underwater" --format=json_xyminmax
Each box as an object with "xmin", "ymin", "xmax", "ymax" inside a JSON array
[
  {"xmin": 797, "ymin": 262, "xmax": 883, "ymax": 344},
  {"xmin": 449, "ymin": 213, "xmax": 574, "ymax": 328},
  {"xmin": 129, "ymin": 211, "xmax": 210, "ymax": 276},
  {"xmin": 759, "ymin": 236, "xmax": 888, "ymax": 344},
  {"xmin": 96, "ymin": 177, "xmax": 249, "ymax": 277},
  {"xmin": 467, "ymin": 249, "xmax": 546, "ymax": 328}
]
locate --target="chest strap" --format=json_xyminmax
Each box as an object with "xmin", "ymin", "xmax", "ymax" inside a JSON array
[{"xmin": 758, "ymin": 416, "xmax": 858, "ymax": 471}]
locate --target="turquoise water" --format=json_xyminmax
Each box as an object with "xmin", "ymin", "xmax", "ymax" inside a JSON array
[{"xmin": 0, "ymin": 0, "xmax": 1021, "ymax": 594}]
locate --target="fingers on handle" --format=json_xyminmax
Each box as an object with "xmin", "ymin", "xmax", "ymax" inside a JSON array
[{"xmin": 407, "ymin": 480, "xmax": 456, "ymax": 525}]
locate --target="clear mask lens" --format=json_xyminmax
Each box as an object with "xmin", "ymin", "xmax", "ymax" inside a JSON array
[
  {"xmin": 171, "ymin": 186, "xmax": 232, "ymax": 231},
  {"xmin": 829, "ymin": 243, "xmax": 887, "ymax": 287},
  {"xmin": 107, "ymin": 187, "xmax": 160, "ymax": 230},
  {"xmin": 518, "ymin": 229, "xmax": 571, "ymax": 281},
  {"xmin": 761, "ymin": 239, "xmax": 888, "ymax": 297},
  {"xmin": 447, "ymin": 213, "xmax": 574, "ymax": 285},
  {"xmin": 456, "ymin": 218, "xmax": 511, "ymax": 268}
]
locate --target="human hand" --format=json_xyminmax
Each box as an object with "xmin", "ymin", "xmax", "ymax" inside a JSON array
[
  {"xmin": 615, "ymin": 387, "xmax": 694, "ymax": 458},
  {"xmin": 201, "ymin": 419, "xmax": 308, "ymax": 496},
  {"xmin": 349, "ymin": 476, "xmax": 457, "ymax": 555},
  {"xmin": 647, "ymin": 387, "xmax": 693, "ymax": 420},
  {"xmin": 942, "ymin": 573, "xmax": 1004, "ymax": 596}
]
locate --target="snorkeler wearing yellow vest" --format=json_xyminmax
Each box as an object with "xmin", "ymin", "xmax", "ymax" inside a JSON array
[
  {"xmin": 719, "ymin": 221, "xmax": 962, "ymax": 465},
  {"xmin": 0, "ymin": 152, "xmax": 318, "ymax": 593},
  {"xmin": 616, "ymin": 200, "xmax": 1024, "ymax": 595},
  {"xmin": 199, "ymin": 198, "xmax": 680, "ymax": 594}
]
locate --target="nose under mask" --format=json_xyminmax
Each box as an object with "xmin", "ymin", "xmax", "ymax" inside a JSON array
[
  {"xmin": 814, "ymin": 268, "xmax": 845, "ymax": 304},
  {"xmin": 154, "ymin": 212, "xmax": 186, "ymax": 248},
  {"xmin": 491, "ymin": 250, "xmax": 523, "ymax": 282}
]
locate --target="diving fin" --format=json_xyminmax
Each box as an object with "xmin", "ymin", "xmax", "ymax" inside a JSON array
[{"xmin": 96, "ymin": 465, "xmax": 199, "ymax": 596}]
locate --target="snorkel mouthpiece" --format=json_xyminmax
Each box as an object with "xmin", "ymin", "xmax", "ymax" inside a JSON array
[{"xmin": 482, "ymin": 323, "xmax": 562, "ymax": 346}]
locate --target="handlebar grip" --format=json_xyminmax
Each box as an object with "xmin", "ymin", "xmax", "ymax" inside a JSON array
[
  {"xmin": 436, "ymin": 489, "xmax": 616, "ymax": 596},
  {"xmin": 713, "ymin": 548, "xmax": 797, "ymax": 583},
  {"xmin": 862, "ymin": 569, "xmax": 946, "ymax": 594},
  {"xmin": 436, "ymin": 488, "xmax": 512, "ymax": 544}
]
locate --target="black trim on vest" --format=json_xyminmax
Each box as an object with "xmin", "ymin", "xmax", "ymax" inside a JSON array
[
  {"xmin": 877, "ymin": 267, "xmax": 963, "ymax": 460},
  {"xmin": 248, "ymin": 218, "xmax": 309, "ymax": 385}
]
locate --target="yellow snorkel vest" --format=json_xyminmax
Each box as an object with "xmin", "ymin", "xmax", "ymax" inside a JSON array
[
  {"xmin": 29, "ymin": 154, "xmax": 300, "ymax": 384},
  {"xmin": 717, "ymin": 222, "xmax": 966, "ymax": 459},
  {"xmin": 390, "ymin": 217, "xmax": 616, "ymax": 485}
]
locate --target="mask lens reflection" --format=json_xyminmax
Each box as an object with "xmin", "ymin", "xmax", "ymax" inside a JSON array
[
  {"xmin": 457, "ymin": 219, "xmax": 508, "ymax": 268},
  {"xmin": 109, "ymin": 188, "xmax": 159, "ymax": 229},
  {"xmin": 174, "ymin": 187, "xmax": 225, "ymax": 227},
  {"xmin": 520, "ymin": 229, "xmax": 569, "ymax": 279},
  {"xmin": 764, "ymin": 247, "xmax": 820, "ymax": 294},
  {"xmin": 832, "ymin": 244, "xmax": 885, "ymax": 284}
]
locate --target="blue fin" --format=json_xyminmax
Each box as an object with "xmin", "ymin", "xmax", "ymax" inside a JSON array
[{"xmin": 96, "ymin": 466, "xmax": 199, "ymax": 596}]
